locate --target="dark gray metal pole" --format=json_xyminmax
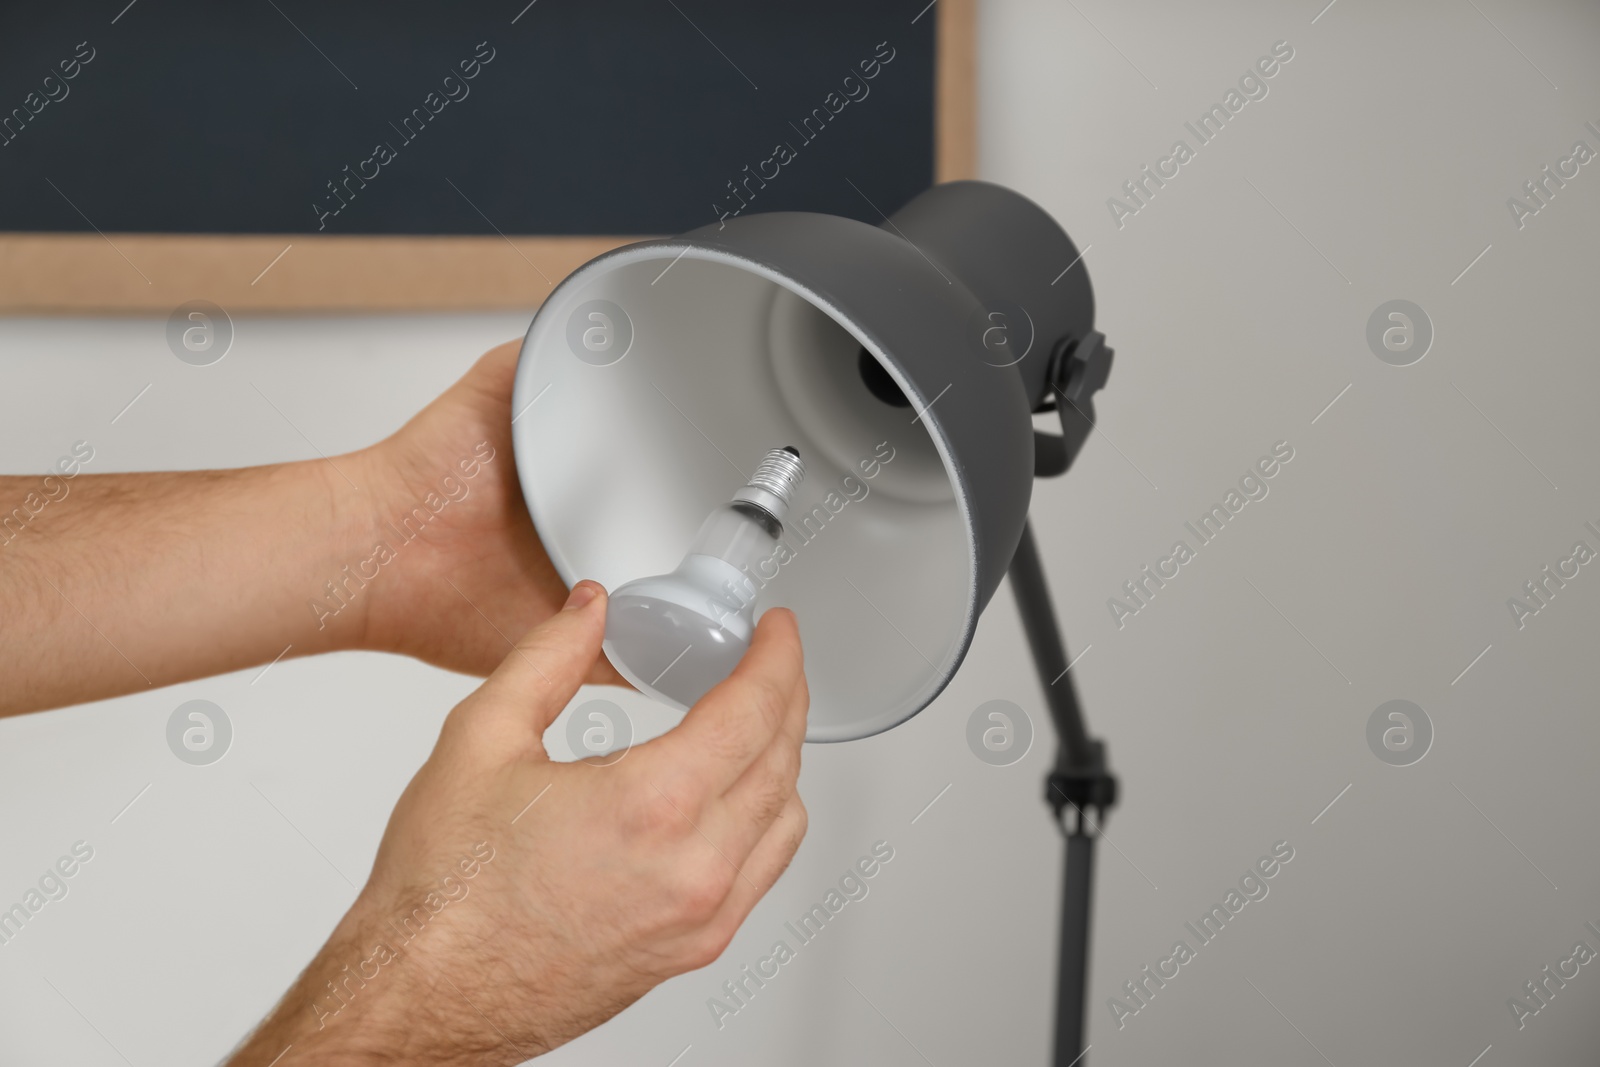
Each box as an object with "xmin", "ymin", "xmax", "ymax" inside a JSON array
[
  {"xmin": 1053, "ymin": 833, "xmax": 1097, "ymax": 1064},
  {"xmin": 1008, "ymin": 519, "xmax": 1116, "ymax": 1067}
]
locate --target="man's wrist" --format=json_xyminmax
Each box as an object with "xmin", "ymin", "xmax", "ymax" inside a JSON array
[
  {"xmin": 299, "ymin": 446, "xmax": 408, "ymax": 658},
  {"xmin": 324, "ymin": 442, "xmax": 412, "ymax": 661}
]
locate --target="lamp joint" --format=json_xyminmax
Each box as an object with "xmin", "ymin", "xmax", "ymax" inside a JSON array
[
  {"xmin": 1033, "ymin": 331, "xmax": 1114, "ymax": 478},
  {"xmin": 1047, "ymin": 739, "xmax": 1118, "ymax": 835}
]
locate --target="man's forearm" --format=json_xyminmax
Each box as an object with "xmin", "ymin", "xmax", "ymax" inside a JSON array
[
  {"xmin": 0, "ymin": 455, "xmax": 379, "ymax": 715},
  {"xmin": 227, "ymin": 899, "xmax": 532, "ymax": 1067}
]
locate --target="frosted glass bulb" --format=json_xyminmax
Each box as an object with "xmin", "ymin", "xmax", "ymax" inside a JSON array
[{"xmin": 604, "ymin": 446, "xmax": 805, "ymax": 710}]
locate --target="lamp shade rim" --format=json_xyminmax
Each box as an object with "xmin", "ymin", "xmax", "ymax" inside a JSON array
[{"xmin": 512, "ymin": 234, "xmax": 985, "ymax": 742}]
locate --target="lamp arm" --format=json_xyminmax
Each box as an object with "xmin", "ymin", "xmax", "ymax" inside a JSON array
[{"xmin": 1008, "ymin": 521, "xmax": 1117, "ymax": 810}]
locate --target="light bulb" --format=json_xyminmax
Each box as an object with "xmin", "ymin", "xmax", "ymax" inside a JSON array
[{"xmin": 604, "ymin": 446, "xmax": 805, "ymax": 710}]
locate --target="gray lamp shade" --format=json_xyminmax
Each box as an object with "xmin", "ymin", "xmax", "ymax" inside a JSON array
[{"xmin": 511, "ymin": 180, "xmax": 1096, "ymax": 741}]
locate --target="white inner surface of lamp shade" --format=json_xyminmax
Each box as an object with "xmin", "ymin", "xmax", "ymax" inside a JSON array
[{"xmin": 512, "ymin": 250, "xmax": 974, "ymax": 742}]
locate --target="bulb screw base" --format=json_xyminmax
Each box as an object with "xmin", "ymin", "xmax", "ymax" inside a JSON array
[{"xmin": 733, "ymin": 446, "xmax": 805, "ymax": 521}]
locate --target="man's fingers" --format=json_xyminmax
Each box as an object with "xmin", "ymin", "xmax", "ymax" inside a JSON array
[
  {"xmin": 703, "ymin": 794, "xmax": 808, "ymax": 940},
  {"xmin": 480, "ymin": 580, "xmax": 609, "ymax": 738},
  {"xmin": 742, "ymin": 793, "xmax": 808, "ymax": 891},
  {"xmin": 455, "ymin": 339, "xmax": 521, "ymax": 410},
  {"xmin": 716, "ymin": 666, "xmax": 807, "ymax": 852},
  {"xmin": 657, "ymin": 662, "xmax": 804, "ymax": 877},
  {"xmin": 653, "ymin": 608, "xmax": 805, "ymax": 798}
]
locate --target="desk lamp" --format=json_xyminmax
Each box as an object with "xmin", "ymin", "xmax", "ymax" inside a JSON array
[{"xmin": 511, "ymin": 180, "xmax": 1116, "ymax": 1066}]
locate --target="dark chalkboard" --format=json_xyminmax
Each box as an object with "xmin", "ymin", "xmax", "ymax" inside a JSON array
[{"xmin": 0, "ymin": 0, "xmax": 971, "ymax": 310}]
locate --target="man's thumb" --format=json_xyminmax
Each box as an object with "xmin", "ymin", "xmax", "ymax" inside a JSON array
[{"xmin": 484, "ymin": 580, "xmax": 609, "ymax": 736}]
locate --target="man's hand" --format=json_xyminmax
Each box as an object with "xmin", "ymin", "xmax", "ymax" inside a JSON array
[
  {"xmin": 229, "ymin": 583, "xmax": 809, "ymax": 1065},
  {"xmin": 355, "ymin": 339, "xmax": 626, "ymax": 686}
]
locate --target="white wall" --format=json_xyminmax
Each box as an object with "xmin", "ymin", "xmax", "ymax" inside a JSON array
[{"xmin": 4, "ymin": 1, "xmax": 1600, "ymax": 1063}]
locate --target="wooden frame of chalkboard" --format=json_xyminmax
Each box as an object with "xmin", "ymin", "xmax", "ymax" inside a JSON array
[{"xmin": 0, "ymin": 0, "xmax": 973, "ymax": 314}]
